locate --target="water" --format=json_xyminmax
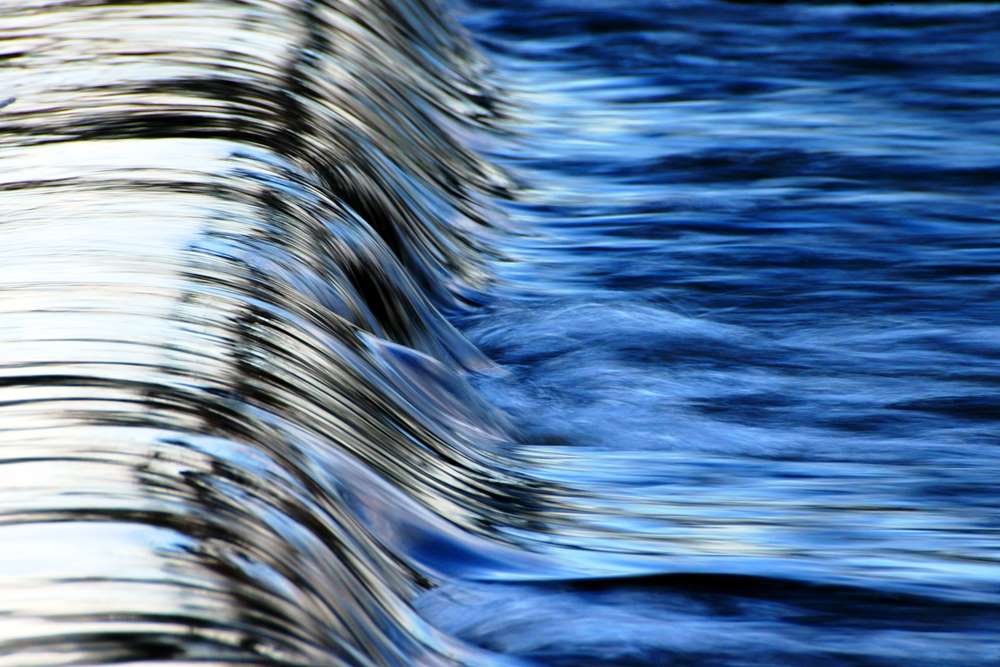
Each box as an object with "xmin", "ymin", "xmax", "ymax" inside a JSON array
[{"xmin": 1, "ymin": 0, "xmax": 998, "ymax": 665}]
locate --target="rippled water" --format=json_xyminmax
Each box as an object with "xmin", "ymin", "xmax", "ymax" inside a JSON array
[{"xmin": 1, "ymin": 0, "xmax": 999, "ymax": 665}]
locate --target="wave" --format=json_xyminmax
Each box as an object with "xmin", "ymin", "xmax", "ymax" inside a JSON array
[
  {"xmin": 0, "ymin": 1, "xmax": 544, "ymax": 664},
  {"xmin": 6, "ymin": 1, "xmax": 1000, "ymax": 665}
]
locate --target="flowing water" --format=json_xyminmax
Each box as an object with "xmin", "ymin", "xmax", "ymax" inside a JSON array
[{"xmin": 1, "ymin": 0, "xmax": 998, "ymax": 665}]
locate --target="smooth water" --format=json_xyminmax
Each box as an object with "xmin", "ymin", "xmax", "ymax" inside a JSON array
[{"xmin": 1, "ymin": 0, "xmax": 998, "ymax": 665}]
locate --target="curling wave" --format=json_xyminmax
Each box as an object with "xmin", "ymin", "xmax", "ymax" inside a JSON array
[{"xmin": 0, "ymin": 1, "xmax": 544, "ymax": 664}]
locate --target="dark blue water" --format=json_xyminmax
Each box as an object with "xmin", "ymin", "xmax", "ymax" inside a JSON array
[
  {"xmin": 420, "ymin": 1, "xmax": 1000, "ymax": 663},
  {"xmin": 1, "ymin": 0, "xmax": 998, "ymax": 665}
]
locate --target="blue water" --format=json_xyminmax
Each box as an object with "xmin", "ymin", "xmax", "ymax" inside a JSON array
[{"xmin": 422, "ymin": 1, "xmax": 1000, "ymax": 663}]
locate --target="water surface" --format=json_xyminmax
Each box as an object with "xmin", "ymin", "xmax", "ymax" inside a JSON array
[
  {"xmin": 430, "ymin": 1, "xmax": 1000, "ymax": 663},
  {"xmin": 0, "ymin": 0, "xmax": 998, "ymax": 665}
]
